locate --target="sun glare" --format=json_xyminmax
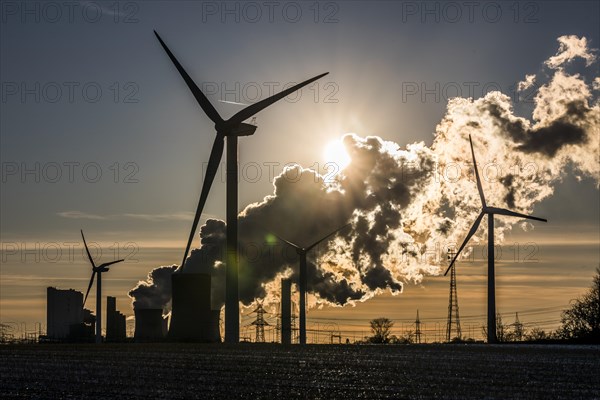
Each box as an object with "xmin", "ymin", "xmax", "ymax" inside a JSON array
[{"xmin": 324, "ymin": 139, "xmax": 351, "ymax": 170}]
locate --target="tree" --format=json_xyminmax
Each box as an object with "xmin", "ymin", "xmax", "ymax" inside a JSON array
[
  {"xmin": 525, "ymin": 327, "xmax": 552, "ymax": 341},
  {"xmin": 369, "ymin": 318, "xmax": 394, "ymax": 343},
  {"xmin": 557, "ymin": 267, "xmax": 600, "ymax": 342},
  {"xmin": 481, "ymin": 313, "xmax": 508, "ymax": 342}
]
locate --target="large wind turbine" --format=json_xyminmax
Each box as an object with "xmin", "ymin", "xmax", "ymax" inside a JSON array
[
  {"xmin": 81, "ymin": 230, "xmax": 124, "ymax": 343},
  {"xmin": 154, "ymin": 31, "xmax": 328, "ymax": 343},
  {"xmin": 276, "ymin": 223, "xmax": 351, "ymax": 345},
  {"xmin": 444, "ymin": 135, "xmax": 547, "ymax": 343}
]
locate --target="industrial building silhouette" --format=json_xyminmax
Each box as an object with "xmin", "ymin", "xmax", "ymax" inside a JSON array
[
  {"xmin": 46, "ymin": 272, "xmax": 223, "ymax": 342},
  {"xmin": 46, "ymin": 287, "xmax": 94, "ymax": 342},
  {"xmin": 134, "ymin": 308, "xmax": 165, "ymax": 342},
  {"xmin": 281, "ymin": 278, "xmax": 292, "ymax": 345},
  {"xmin": 168, "ymin": 273, "xmax": 220, "ymax": 342},
  {"xmin": 106, "ymin": 296, "xmax": 126, "ymax": 342}
]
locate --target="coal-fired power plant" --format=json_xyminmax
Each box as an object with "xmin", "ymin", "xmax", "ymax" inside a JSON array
[
  {"xmin": 134, "ymin": 308, "xmax": 164, "ymax": 342},
  {"xmin": 168, "ymin": 273, "xmax": 221, "ymax": 342},
  {"xmin": 281, "ymin": 278, "xmax": 292, "ymax": 345}
]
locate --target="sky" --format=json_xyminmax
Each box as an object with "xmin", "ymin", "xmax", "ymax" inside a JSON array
[{"xmin": 1, "ymin": 0, "xmax": 599, "ymax": 341}]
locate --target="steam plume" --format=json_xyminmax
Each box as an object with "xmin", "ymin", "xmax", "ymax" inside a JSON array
[{"xmin": 130, "ymin": 35, "xmax": 599, "ymax": 314}]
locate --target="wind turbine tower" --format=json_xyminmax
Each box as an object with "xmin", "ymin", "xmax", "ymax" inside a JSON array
[
  {"xmin": 276, "ymin": 223, "xmax": 351, "ymax": 344},
  {"xmin": 445, "ymin": 135, "xmax": 547, "ymax": 343},
  {"xmin": 154, "ymin": 31, "xmax": 328, "ymax": 343},
  {"xmin": 446, "ymin": 248, "xmax": 462, "ymax": 342},
  {"xmin": 81, "ymin": 230, "xmax": 124, "ymax": 343}
]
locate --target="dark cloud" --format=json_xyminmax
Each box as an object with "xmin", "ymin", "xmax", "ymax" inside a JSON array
[
  {"xmin": 517, "ymin": 120, "xmax": 587, "ymax": 156},
  {"xmin": 483, "ymin": 98, "xmax": 588, "ymax": 157}
]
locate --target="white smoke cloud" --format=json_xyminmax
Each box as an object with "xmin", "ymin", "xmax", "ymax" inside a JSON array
[
  {"xmin": 128, "ymin": 265, "xmax": 178, "ymax": 314},
  {"xmin": 130, "ymin": 35, "xmax": 599, "ymax": 314}
]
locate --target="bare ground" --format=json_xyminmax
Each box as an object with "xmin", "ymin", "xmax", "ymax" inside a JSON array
[{"xmin": 1, "ymin": 343, "xmax": 599, "ymax": 399}]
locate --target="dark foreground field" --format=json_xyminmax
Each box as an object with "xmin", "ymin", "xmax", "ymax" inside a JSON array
[{"xmin": 1, "ymin": 343, "xmax": 599, "ymax": 399}]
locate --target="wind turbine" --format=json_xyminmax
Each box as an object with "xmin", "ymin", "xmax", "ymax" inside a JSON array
[
  {"xmin": 444, "ymin": 135, "xmax": 547, "ymax": 343},
  {"xmin": 276, "ymin": 223, "xmax": 351, "ymax": 345},
  {"xmin": 81, "ymin": 230, "xmax": 124, "ymax": 343},
  {"xmin": 154, "ymin": 31, "xmax": 328, "ymax": 343}
]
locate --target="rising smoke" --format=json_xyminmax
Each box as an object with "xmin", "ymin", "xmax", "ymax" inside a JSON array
[{"xmin": 130, "ymin": 35, "xmax": 599, "ymax": 314}]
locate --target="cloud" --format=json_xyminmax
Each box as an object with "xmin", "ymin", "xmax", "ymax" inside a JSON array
[
  {"xmin": 517, "ymin": 74, "xmax": 536, "ymax": 91},
  {"xmin": 57, "ymin": 211, "xmax": 208, "ymax": 222},
  {"xmin": 56, "ymin": 211, "xmax": 106, "ymax": 220},
  {"xmin": 545, "ymin": 35, "xmax": 597, "ymax": 69},
  {"xmin": 121, "ymin": 212, "xmax": 194, "ymax": 222}
]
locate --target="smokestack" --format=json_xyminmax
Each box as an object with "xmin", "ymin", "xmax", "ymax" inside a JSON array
[
  {"xmin": 281, "ymin": 279, "xmax": 291, "ymax": 345},
  {"xmin": 106, "ymin": 296, "xmax": 126, "ymax": 342},
  {"xmin": 168, "ymin": 273, "xmax": 220, "ymax": 342},
  {"xmin": 134, "ymin": 309, "xmax": 164, "ymax": 342}
]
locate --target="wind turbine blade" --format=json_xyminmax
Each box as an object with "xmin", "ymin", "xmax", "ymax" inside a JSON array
[
  {"xmin": 154, "ymin": 30, "xmax": 223, "ymax": 124},
  {"xmin": 306, "ymin": 223, "xmax": 351, "ymax": 252},
  {"xmin": 99, "ymin": 259, "xmax": 125, "ymax": 269},
  {"xmin": 83, "ymin": 271, "xmax": 96, "ymax": 307},
  {"xmin": 486, "ymin": 207, "xmax": 547, "ymax": 222},
  {"xmin": 228, "ymin": 72, "xmax": 329, "ymax": 125},
  {"xmin": 444, "ymin": 212, "xmax": 484, "ymax": 276},
  {"xmin": 80, "ymin": 230, "xmax": 96, "ymax": 269},
  {"xmin": 181, "ymin": 135, "xmax": 225, "ymax": 268},
  {"xmin": 274, "ymin": 234, "xmax": 301, "ymax": 250},
  {"xmin": 469, "ymin": 135, "xmax": 486, "ymax": 208}
]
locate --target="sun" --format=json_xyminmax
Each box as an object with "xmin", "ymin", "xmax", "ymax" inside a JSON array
[{"xmin": 324, "ymin": 139, "xmax": 351, "ymax": 170}]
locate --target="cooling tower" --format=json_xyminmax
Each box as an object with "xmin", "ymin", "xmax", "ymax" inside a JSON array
[
  {"xmin": 134, "ymin": 308, "xmax": 164, "ymax": 342},
  {"xmin": 281, "ymin": 278, "xmax": 292, "ymax": 345},
  {"xmin": 168, "ymin": 273, "xmax": 220, "ymax": 342}
]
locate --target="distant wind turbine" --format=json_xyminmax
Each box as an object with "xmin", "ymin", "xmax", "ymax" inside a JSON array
[
  {"xmin": 276, "ymin": 223, "xmax": 351, "ymax": 345},
  {"xmin": 81, "ymin": 230, "xmax": 124, "ymax": 344},
  {"xmin": 444, "ymin": 135, "xmax": 547, "ymax": 343},
  {"xmin": 154, "ymin": 30, "xmax": 328, "ymax": 343}
]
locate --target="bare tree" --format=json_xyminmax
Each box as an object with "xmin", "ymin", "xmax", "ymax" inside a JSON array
[
  {"xmin": 525, "ymin": 327, "xmax": 552, "ymax": 341},
  {"xmin": 481, "ymin": 313, "xmax": 509, "ymax": 342},
  {"xmin": 369, "ymin": 318, "xmax": 394, "ymax": 343},
  {"xmin": 557, "ymin": 267, "xmax": 600, "ymax": 342}
]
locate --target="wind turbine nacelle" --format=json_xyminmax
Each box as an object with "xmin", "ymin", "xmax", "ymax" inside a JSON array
[
  {"xmin": 217, "ymin": 122, "xmax": 257, "ymax": 137},
  {"xmin": 230, "ymin": 122, "xmax": 257, "ymax": 137}
]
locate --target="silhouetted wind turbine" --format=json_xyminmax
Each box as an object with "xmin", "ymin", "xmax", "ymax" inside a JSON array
[
  {"xmin": 154, "ymin": 31, "xmax": 328, "ymax": 343},
  {"xmin": 444, "ymin": 135, "xmax": 547, "ymax": 343},
  {"xmin": 276, "ymin": 223, "xmax": 351, "ymax": 345},
  {"xmin": 81, "ymin": 230, "xmax": 124, "ymax": 344}
]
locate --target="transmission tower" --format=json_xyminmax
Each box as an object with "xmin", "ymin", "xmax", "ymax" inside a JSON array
[
  {"xmin": 513, "ymin": 312, "xmax": 524, "ymax": 341},
  {"xmin": 414, "ymin": 309, "xmax": 422, "ymax": 344},
  {"xmin": 275, "ymin": 303, "xmax": 281, "ymax": 344},
  {"xmin": 446, "ymin": 248, "xmax": 462, "ymax": 342},
  {"xmin": 250, "ymin": 302, "xmax": 269, "ymax": 343}
]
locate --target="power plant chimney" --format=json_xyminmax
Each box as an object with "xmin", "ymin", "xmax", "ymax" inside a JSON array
[
  {"xmin": 168, "ymin": 273, "xmax": 220, "ymax": 342},
  {"xmin": 281, "ymin": 278, "xmax": 292, "ymax": 345},
  {"xmin": 134, "ymin": 308, "xmax": 164, "ymax": 342}
]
